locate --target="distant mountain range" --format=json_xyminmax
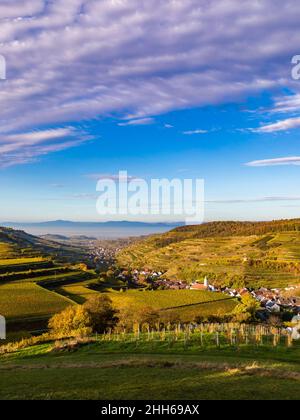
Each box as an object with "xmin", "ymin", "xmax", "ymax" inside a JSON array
[
  {"xmin": 1, "ymin": 220, "xmax": 184, "ymax": 228},
  {"xmin": 0, "ymin": 220, "xmax": 184, "ymax": 239}
]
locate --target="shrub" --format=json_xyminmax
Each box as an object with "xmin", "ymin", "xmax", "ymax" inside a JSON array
[{"xmin": 48, "ymin": 306, "xmax": 92, "ymax": 335}]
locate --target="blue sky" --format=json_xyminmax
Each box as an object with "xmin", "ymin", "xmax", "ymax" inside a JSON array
[{"xmin": 1, "ymin": 1, "xmax": 300, "ymax": 222}]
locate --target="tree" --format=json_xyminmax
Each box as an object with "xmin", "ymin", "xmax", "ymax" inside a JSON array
[
  {"xmin": 48, "ymin": 306, "xmax": 92, "ymax": 336},
  {"xmin": 233, "ymin": 294, "xmax": 260, "ymax": 320},
  {"xmin": 118, "ymin": 304, "xmax": 160, "ymax": 331},
  {"xmin": 79, "ymin": 263, "xmax": 88, "ymax": 272},
  {"xmin": 83, "ymin": 295, "xmax": 118, "ymax": 333},
  {"xmin": 106, "ymin": 269, "xmax": 114, "ymax": 280},
  {"xmin": 138, "ymin": 306, "xmax": 160, "ymax": 329}
]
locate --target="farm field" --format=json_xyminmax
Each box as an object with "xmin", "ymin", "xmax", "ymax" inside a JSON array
[
  {"xmin": 107, "ymin": 289, "xmax": 237, "ymax": 321},
  {"xmin": 58, "ymin": 282, "xmax": 99, "ymax": 304},
  {"xmin": 1, "ymin": 222, "xmax": 300, "ymax": 400},
  {"xmin": 111, "ymin": 291, "xmax": 237, "ymax": 322},
  {"xmin": 0, "ymin": 282, "xmax": 73, "ymax": 320},
  {"xmin": 106, "ymin": 289, "xmax": 235, "ymax": 309},
  {"xmin": 0, "ymin": 256, "xmax": 47, "ymax": 266},
  {"xmin": 0, "ymin": 341, "xmax": 299, "ymax": 400},
  {"xmin": 56, "ymin": 285, "xmax": 237, "ymax": 321}
]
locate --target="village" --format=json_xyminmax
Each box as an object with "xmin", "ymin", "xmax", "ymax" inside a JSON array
[{"xmin": 116, "ymin": 268, "xmax": 300, "ymax": 316}]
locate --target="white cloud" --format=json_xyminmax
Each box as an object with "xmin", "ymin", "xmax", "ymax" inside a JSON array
[
  {"xmin": 272, "ymin": 94, "xmax": 300, "ymax": 114},
  {"xmin": 118, "ymin": 118, "xmax": 155, "ymax": 126},
  {"xmin": 0, "ymin": 1, "xmax": 300, "ymax": 165},
  {"xmin": 183, "ymin": 129, "xmax": 208, "ymax": 135},
  {"xmin": 0, "ymin": 127, "xmax": 91, "ymax": 167},
  {"xmin": 255, "ymin": 117, "xmax": 300, "ymax": 133},
  {"xmin": 207, "ymin": 196, "xmax": 300, "ymax": 203},
  {"xmin": 245, "ymin": 156, "xmax": 300, "ymax": 167}
]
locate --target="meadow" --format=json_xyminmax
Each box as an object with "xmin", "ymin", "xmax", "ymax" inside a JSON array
[{"xmin": 0, "ymin": 339, "xmax": 299, "ymax": 400}]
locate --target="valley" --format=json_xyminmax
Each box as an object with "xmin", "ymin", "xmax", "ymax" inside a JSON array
[{"xmin": 1, "ymin": 220, "xmax": 300, "ymax": 400}]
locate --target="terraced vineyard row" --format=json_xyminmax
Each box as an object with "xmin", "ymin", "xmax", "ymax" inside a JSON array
[
  {"xmin": 0, "ymin": 238, "xmax": 93, "ymax": 327},
  {"xmin": 117, "ymin": 231, "xmax": 300, "ymax": 289}
]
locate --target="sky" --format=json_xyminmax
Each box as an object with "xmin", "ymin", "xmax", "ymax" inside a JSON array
[{"xmin": 1, "ymin": 0, "xmax": 300, "ymax": 222}]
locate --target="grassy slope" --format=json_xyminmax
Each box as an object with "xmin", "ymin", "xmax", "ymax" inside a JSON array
[
  {"xmin": 0, "ymin": 226, "xmax": 88, "ymax": 261},
  {"xmin": 107, "ymin": 289, "xmax": 236, "ymax": 321},
  {"xmin": 0, "ymin": 342, "xmax": 299, "ymax": 400},
  {"xmin": 0, "ymin": 227, "xmax": 90, "ymax": 325},
  {"xmin": 57, "ymin": 285, "xmax": 237, "ymax": 320},
  {"xmin": 117, "ymin": 221, "xmax": 300, "ymax": 288},
  {"xmin": 0, "ymin": 282, "xmax": 73, "ymax": 319}
]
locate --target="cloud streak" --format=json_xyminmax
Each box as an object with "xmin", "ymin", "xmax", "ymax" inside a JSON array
[
  {"xmin": 118, "ymin": 118, "xmax": 155, "ymax": 126},
  {"xmin": 255, "ymin": 117, "xmax": 300, "ymax": 133},
  {"xmin": 183, "ymin": 129, "xmax": 208, "ymax": 135},
  {"xmin": 0, "ymin": 127, "xmax": 91, "ymax": 167},
  {"xmin": 245, "ymin": 157, "xmax": 300, "ymax": 167},
  {"xmin": 207, "ymin": 196, "xmax": 300, "ymax": 203}
]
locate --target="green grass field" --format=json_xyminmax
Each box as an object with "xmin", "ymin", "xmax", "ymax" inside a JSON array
[
  {"xmin": 58, "ymin": 282, "xmax": 99, "ymax": 303},
  {"xmin": 108, "ymin": 289, "xmax": 237, "ymax": 321},
  {"xmin": 0, "ymin": 341, "xmax": 299, "ymax": 400},
  {"xmin": 0, "ymin": 282, "xmax": 73, "ymax": 320},
  {"xmin": 107, "ymin": 289, "xmax": 233, "ymax": 308},
  {"xmin": 56, "ymin": 285, "xmax": 237, "ymax": 321}
]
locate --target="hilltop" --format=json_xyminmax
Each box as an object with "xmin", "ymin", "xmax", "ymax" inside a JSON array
[
  {"xmin": 117, "ymin": 219, "xmax": 300, "ymax": 289},
  {"xmin": 0, "ymin": 226, "xmax": 88, "ymax": 261}
]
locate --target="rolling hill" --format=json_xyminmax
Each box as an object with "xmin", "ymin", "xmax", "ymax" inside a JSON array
[
  {"xmin": 117, "ymin": 219, "xmax": 300, "ymax": 289},
  {"xmin": 0, "ymin": 227, "xmax": 94, "ymax": 332},
  {"xmin": 0, "ymin": 226, "xmax": 88, "ymax": 261}
]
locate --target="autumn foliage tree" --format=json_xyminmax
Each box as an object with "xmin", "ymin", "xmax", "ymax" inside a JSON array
[
  {"xmin": 83, "ymin": 295, "xmax": 118, "ymax": 333},
  {"xmin": 117, "ymin": 304, "xmax": 160, "ymax": 331},
  {"xmin": 233, "ymin": 294, "xmax": 260, "ymax": 321},
  {"xmin": 48, "ymin": 306, "xmax": 92, "ymax": 336}
]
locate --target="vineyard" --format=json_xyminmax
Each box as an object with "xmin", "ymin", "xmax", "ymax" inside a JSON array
[
  {"xmin": 117, "ymin": 228, "xmax": 300, "ymax": 289},
  {"xmin": 0, "ymin": 227, "xmax": 94, "ymax": 330},
  {"xmin": 98, "ymin": 322, "xmax": 297, "ymax": 350},
  {"xmin": 0, "ymin": 282, "xmax": 73, "ymax": 319}
]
